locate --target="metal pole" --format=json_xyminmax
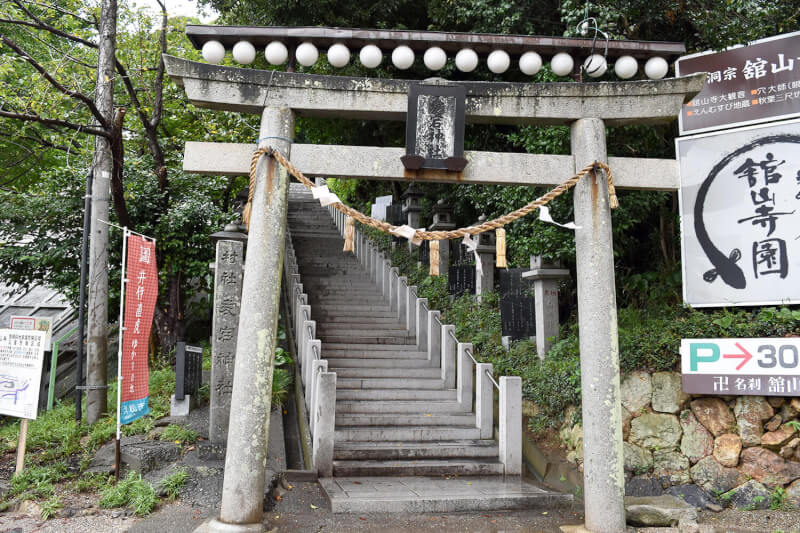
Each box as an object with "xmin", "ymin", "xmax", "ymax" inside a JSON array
[
  {"xmin": 75, "ymin": 171, "xmax": 92, "ymax": 421},
  {"xmin": 114, "ymin": 228, "xmax": 129, "ymax": 482}
]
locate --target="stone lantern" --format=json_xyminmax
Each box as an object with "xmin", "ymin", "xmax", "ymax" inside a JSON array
[
  {"xmin": 428, "ymin": 199, "xmax": 455, "ymax": 274},
  {"xmin": 475, "ymin": 214, "xmax": 496, "ymax": 297},
  {"xmin": 401, "ymin": 183, "xmax": 424, "ymax": 251}
]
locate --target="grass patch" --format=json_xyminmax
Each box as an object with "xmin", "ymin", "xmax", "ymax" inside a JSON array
[
  {"xmin": 160, "ymin": 424, "xmax": 198, "ymax": 444},
  {"xmin": 99, "ymin": 471, "xmax": 157, "ymax": 516},
  {"xmin": 158, "ymin": 467, "xmax": 189, "ymax": 500}
]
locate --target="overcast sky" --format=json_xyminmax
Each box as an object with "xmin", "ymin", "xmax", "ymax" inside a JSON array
[{"xmin": 131, "ymin": 0, "xmax": 217, "ymax": 23}]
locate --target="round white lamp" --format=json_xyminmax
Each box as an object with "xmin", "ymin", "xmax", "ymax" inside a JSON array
[
  {"xmin": 265, "ymin": 41, "xmax": 288, "ymax": 65},
  {"xmin": 391, "ymin": 45, "xmax": 415, "ymax": 70},
  {"xmin": 487, "ymin": 50, "xmax": 510, "ymax": 74},
  {"xmin": 359, "ymin": 44, "xmax": 382, "ymax": 68},
  {"xmin": 614, "ymin": 55, "xmax": 638, "ymax": 79},
  {"xmin": 645, "ymin": 57, "xmax": 669, "ymax": 80},
  {"xmin": 519, "ymin": 51, "xmax": 542, "ymax": 76},
  {"xmin": 551, "ymin": 52, "xmax": 574, "ymax": 76},
  {"xmin": 296, "ymin": 42, "xmax": 319, "ymax": 67},
  {"xmin": 424, "ymin": 47, "xmax": 447, "ymax": 71},
  {"xmin": 202, "ymin": 40, "xmax": 225, "ymax": 64},
  {"xmin": 455, "ymin": 48, "xmax": 478, "ymax": 72},
  {"xmin": 327, "ymin": 43, "xmax": 350, "ymax": 68},
  {"xmin": 232, "ymin": 40, "xmax": 256, "ymax": 65},
  {"xmin": 583, "ymin": 54, "xmax": 607, "ymax": 78}
]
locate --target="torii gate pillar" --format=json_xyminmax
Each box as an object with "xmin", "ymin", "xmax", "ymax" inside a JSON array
[
  {"xmin": 209, "ymin": 107, "xmax": 294, "ymax": 533},
  {"xmin": 572, "ymin": 118, "xmax": 625, "ymax": 533}
]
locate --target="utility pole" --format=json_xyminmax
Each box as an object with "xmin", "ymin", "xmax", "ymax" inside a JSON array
[{"xmin": 86, "ymin": 0, "xmax": 117, "ymax": 424}]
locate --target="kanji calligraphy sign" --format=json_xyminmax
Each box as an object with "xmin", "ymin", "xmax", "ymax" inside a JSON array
[{"xmin": 678, "ymin": 119, "xmax": 800, "ymax": 307}]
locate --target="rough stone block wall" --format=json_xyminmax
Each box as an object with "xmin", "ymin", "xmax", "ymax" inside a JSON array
[{"xmin": 559, "ymin": 370, "xmax": 800, "ymax": 509}]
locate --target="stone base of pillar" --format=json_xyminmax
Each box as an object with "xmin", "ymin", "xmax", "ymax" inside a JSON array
[{"xmin": 196, "ymin": 518, "xmax": 264, "ymax": 533}]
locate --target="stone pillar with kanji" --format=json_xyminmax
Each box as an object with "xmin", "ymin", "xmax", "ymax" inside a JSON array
[{"xmin": 209, "ymin": 238, "xmax": 244, "ymax": 445}]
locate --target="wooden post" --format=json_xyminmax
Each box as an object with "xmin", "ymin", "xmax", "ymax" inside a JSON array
[{"xmin": 15, "ymin": 419, "xmax": 28, "ymax": 474}]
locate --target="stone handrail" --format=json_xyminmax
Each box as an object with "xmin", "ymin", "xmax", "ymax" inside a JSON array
[
  {"xmin": 282, "ymin": 227, "xmax": 336, "ymax": 477},
  {"xmin": 326, "ymin": 205, "xmax": 522, "ymax": 475}
]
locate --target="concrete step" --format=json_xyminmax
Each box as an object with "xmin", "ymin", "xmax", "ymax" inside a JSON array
[
  {"xmin": 326, "ymin": 358, "xmax": 432, "ymax": 369},
  {"xmin": 335, "ymin": 413, "xmax": 475, "ymax": 426},
  {"xmin": 319, "ymin": 476, "xmax": 573, "ymax": 514},
  {"xmin": 332, "ymin": 458, "xmax": 504, "ymax": 477},
  {"xmin": 320, "ymin": 336, "xmax": 417, "ymax": 346},
  {"xmin": 335, "ymin": 389, "xmax": 457, "ymax": 401},
  {"xmin": 331, "ymin": 367, "xmax": 440, "ymax": 378},
  {"xmin": 317, "ymin": 323, "xmax": 408, "ymax": 333},
  {"xmin": 323, "ymin": 348, "xmax": 426, "ymax": 358},
  {"xmin": 323, "ymin": 316, "xmax": 403, "ymax": 324},
  {"xmin": 317, "ymin": 329, "xmax": 413, "ymax": 339},
  {"xmin": 333, "ymin": 440, "xmax": 498, "ymax": 460},
  {"xmin": 336, "ymin": 400, "xmax": 463, "ymax": 414},
  {"xmin": 323, "ymin": 344, "xmax": 423, "ymax": 353},
  {"xmin": 334, "ymin": 425, "xmax": 482, "ymax": 441},
  {"xmin": 337, "ymin": 377, "xmax": 446, "ymax": 390}
]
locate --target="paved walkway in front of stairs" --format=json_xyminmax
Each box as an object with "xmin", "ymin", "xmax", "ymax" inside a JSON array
[{"xmin": 319, "ymin": 475, "xmax": 572, "ymax": 513}]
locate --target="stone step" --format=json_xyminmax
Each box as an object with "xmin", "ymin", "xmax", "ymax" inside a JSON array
[
  {"xmin": 323, "ymin": 344, "xmax": 423, "ymax": 353},
  {"xmin": 323, "ymin": 316, "xmax": 402, "ymax": 324},
  {"xmin": 336, "ymin": 400, "xmax": 464, "ymax": 414},
  {"xmin": 326, "ymin": 358, "xmax": 432, "ymax": 368},
  {"xmin": 317, "ymin": 323, "xmax": 407, "ymax": 332},
  {"xmin": 335, "ymin": 413, "xmax": 475, "ymax": 426},
  {"xmin": 333, "ymin": 440, "xmax": 498, "ymax": 460},
  {"xmin": 311, "ymin": 303, "xmax": 390, "ymax": 311},
  {"xmin": 331, "ymin": 367, "xmax": 439, "ymax": 378},
  {"xmin": 314, "ymin": 311, "xmax": 400, "ymax": 320},
  {"xmin": 334, "ymin": 425, "xmax": 481, "ymax": 441},
  {"xmin": 337, "ymin": 377, "xmax": 446, "ymax": 390},
  {"xmin": 320, "ymin": 335, "xmax": 416, "ymax": 346},
  {"xmin": 335, "ymin": 389, "xmax": 457, "ymax": 401},
  {"xmin": 306, "ymin": 298, "xmax": 390, "ymax": 306},
  {"xmin": 319, "ymin": 476, "xmax": 572, "ymax": 514},
  {"xmin": 317, "ymin": 329, "xmax": 413, "ymax": 338},
  {"xmin": 332, "ymin": 458, "xmax": 504, "ymax": 477}
]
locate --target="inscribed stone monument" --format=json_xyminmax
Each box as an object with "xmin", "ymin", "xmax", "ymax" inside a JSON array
[{"xmin": 210, "ymin": 240, "xmax": 244, "ymax": 444}]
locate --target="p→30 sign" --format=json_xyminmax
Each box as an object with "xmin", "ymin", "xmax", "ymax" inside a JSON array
[{"xmin": 682, "ymin": 338, "xmax": 800, "ymax": 396}]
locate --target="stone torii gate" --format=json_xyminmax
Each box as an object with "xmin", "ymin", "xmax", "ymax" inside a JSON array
[{"xmin": 165, "ymin": 45, "xmax": 702, "ymax": 533}]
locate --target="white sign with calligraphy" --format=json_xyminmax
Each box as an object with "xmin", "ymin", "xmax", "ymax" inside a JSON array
[
  {"xmin": 678, "ymin": 118, "xmax": 800, "ymax": 307},
  {"xmin": 0, "ymin": 329, "xmax": 46, "ymax": 419}
]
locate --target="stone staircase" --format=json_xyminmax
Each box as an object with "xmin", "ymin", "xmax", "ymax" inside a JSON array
[{"xmin": 287, "ymin": 186, "xmax": 506, "ymax": 477}]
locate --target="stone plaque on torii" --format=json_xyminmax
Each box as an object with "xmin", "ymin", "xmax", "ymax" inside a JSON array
[{"xmin": 166, "ymin": 25, "xmax": 703, "ymax": 533}]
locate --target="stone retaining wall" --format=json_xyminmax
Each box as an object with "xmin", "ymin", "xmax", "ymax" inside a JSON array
[{"xmin": 559, "ymin": 370, "xmax": 800, "ymax": 509}]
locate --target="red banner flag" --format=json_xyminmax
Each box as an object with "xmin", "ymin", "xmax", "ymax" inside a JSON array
[{"xmin": 119, "ymin": 233, "xmax": 158, "ymax": 424}]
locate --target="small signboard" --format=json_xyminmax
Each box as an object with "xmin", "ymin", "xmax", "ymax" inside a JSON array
[
  {"xmin": 677, "ymin": 118, "xmax": 800, "ymax": 307},
  {"xmin": 676, "ymin": 31, "xmax": 800, "ymax": 135},
  {"xmin": 448, "ymin": 265, "xmax": 475, "ymax": 297},
  {"xmin": 0, "ymin": 329, "xmax": 47, "ymax": 419},
  {"xmin": 500, "ymin": 296, "xmax": 536, "ymax": 340},
  {"xmin": 10, "ymin": 316, "xmax": 52, "ymax": 349},
  {"xmin": 682, "ymin": 338, "xmax": 800, "ymax": 396},
  {"xmin": 402, "ymin": 83, "xmax": 466, "ymax": 171}
]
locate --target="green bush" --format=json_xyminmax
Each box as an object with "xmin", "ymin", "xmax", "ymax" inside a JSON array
[{"xmin": 272, "ymin": 367, "xmax": 293, "ymax": 408}]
